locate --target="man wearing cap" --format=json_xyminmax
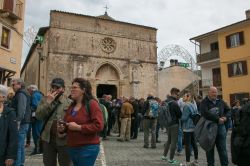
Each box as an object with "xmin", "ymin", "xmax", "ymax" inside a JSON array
[{"xmin": 36, "ymin": 78, "xmax": 71, "ymax": 166}]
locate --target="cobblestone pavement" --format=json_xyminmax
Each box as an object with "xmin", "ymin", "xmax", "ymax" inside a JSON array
[{"xmin": 25, "ymin": 130, "xmax": 235, "ymax": 166}]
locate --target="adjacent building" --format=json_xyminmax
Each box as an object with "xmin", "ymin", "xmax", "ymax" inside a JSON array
[
  {"xmin": 0, "ymin": 0, "xmax": 25, "ymax": 85},
  {"xmin": 158, "ymin": 65, "xmax": 200, "ymax": 100},
  {"xmin": 21, "ymin": 10, "xmax": 158, "ymax": 98},
  {"xmin": 190, "ymin": 10, "xmax": 250, "ymax": 105}
]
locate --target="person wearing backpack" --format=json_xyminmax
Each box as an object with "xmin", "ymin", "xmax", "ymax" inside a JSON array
[
  {"xmin": 58, "ymin": 78, "xmax": 104, "ymax": 166},
  {"xmin": 143, "ymin": 94, "xmax": 159, "ymax": 149},
  {"xmin": 10, "ymin": 78, "xmax": 31, "ymax": 166},
  {"xmin": 0, "ymin": 84, "xmax": 18, "ymax": 166},
  {"xmin": 181, "ymin": 92, "xmax": 199, "ymax": 166},
  {"xmin": 161, "ymin": 88, "xmax": 182, "ymax": 164}
]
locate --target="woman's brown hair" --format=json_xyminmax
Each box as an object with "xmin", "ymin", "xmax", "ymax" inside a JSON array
[{"xmin": 71, "ymin": 78, "xmax": 94, "ymax": 106}]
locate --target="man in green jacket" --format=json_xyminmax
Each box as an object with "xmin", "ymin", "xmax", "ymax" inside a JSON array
[{"xmin": 36, "ymin": 78, "xmax": 71, "ymax": 166}]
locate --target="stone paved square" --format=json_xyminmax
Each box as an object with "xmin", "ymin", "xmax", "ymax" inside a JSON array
[{"xmin": 25, "ymin": 130, "xmax": 236, "ymax": 166}]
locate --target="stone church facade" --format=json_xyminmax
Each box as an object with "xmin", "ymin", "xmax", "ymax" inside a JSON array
[{"xmin": 21, "ymin": 10, "xmax": 158, "ymax": 99}]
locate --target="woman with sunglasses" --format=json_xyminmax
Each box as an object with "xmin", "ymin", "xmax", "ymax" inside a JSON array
[{"xmin": 59, "ymin": 78, "xmax": 103, "ymax": 166}]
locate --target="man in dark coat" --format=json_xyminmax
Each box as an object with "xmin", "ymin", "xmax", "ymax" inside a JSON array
[
  {"xmin": 200, "ymin": 86, "xmax": 230, "ymax": 166},
  {"xmin": 10, "ymin": 78, "xmax": 31, "ymax": 166}
]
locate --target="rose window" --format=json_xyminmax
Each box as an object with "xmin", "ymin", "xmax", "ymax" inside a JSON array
[{"xmin": 100, "ymin": 37, "xmax": 116, "ymax": 53}]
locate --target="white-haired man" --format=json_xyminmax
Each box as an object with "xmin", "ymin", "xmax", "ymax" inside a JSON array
[
  {"xmin": 200, "ymin": 86, "xmax": 230, "ymax": 166},
  {"xmin": 27, "ymin": 85, "xmax": 43, "ymax": 155}
]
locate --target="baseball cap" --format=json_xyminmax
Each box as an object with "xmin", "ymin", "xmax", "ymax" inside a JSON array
[{"xmin": 51, "ymin": 78, "xmax": 65, "ymax": 88}]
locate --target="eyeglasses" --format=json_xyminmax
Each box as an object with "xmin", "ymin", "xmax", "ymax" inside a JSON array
[{"xmin": 71, "ymin": 86, "xmax": 81, "ymax": 90}]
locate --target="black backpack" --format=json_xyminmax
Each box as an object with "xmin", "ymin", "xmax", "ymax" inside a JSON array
[{"xmin": 158, "ymin": 101, "xmax": 174, "ymax": 128}]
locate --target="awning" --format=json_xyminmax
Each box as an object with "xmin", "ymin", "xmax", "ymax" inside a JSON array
[{"xmin": 0, "ymin": 66, "xmax": 16, "ymax": 84}]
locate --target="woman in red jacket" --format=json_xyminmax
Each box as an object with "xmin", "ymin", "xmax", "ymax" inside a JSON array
[{"xmin": 59, "ymin": 78, "xmax": 103, "ymax": 166}]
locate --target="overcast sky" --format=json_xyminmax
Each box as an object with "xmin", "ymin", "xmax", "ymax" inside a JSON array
[{"xmin": 23, "ymin": 0, "xmax": 250, "ymax": 65}]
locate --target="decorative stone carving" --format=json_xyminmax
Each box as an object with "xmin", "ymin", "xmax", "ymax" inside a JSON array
[
  {"xmin": 100, "ymin": 37, "xmax": 116, "ymax": 53},
  {"xmin": 77, "ymin": 63, "xmax": 83, "ymax": 77},
  {"xmin": 71, "ymin": 34, "xmax": 77, "ymax": 48}
]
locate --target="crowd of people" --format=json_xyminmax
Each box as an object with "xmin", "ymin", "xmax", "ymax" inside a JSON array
[{"xmin": 0, "ymin": 77, "xmax": 249, "ymax": 166}]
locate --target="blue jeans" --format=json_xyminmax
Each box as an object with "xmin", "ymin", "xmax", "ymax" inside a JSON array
[
  {"xmin": 14, "ymin": 123, "xmax": 29, "ymax": 166},
  {"xmin": 156, "ymin": 120, "xmax": 160, "ymax": 141},
  {"xmin": 206, "ymin": 125, "xmax": 229, "ymax": 166},
  {"xmin": 32, "ymin": 120, "xmax": 43, "ymax": 150},
  {"xmin": 177, "ymin": 127, "xmax": 183, "ymax": 152},
  {"xmin": 68, "ymin": 144, "xmax": 100, "ymax": 166}
]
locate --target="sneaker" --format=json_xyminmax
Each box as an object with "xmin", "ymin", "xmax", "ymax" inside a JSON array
[
  {"xmin": 192, "ymin": 160, "xmax": 198, "ymax": 166},
  {"xmin": 143, "ymin": 145, "xmax": 149, "ymax": 148},
  {"xmin": 25, "ymin": 144, "xmax": 30, "ymax": 148},
  {"xmin": 29, "ymin": 151, "xmax": 37, "ymax": 156},
  {"xmin": 180, "ymin": 162, "xmax": 192, "ymax": 166},
  {"xmin": 117, "ymin": 138, "xmax": 124, "ymax": 142},
  {"xmin": 156, "ymin": 140, "xmax": 161, "ymax": 143},
  {"xmin": 161, "ymin": 156, "xmax": 168, "ymax": 161},
  {"xmin": 151, "ymin": 146, "xmax": 156, "ymax": 149},
  {"xmin": 168, "ymin": 159, "xmax": 179, "ymax": 165},
  {"xmin": 176, "ymin": 151, "xmax": 182, "ymax": 156}
]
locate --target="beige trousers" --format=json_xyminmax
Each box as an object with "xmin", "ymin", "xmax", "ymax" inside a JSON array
[{"xmin": 119, "ymin": 118, "xmax": 131, "ymax": 141}]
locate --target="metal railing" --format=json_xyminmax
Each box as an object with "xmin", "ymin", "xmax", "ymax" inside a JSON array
[
  {"xmin": 197, "ymin": 50, "xmax": 219, "ymax": 63},
  {"xmin": 199, "ymin": 78, "xmax": 221, "ymax": 88}
]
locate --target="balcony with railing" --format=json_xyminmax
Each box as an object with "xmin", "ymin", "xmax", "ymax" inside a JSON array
[
  {"xmin": 199, "ymin": 78, "xmax": 221, "ymax": 89},
  {"xmin": 0, "ymin": 0, "xmax": 23, "ymax": 21},
  {"xmin": 197, "ymin": 50, "xmax": 219, "ymax": 64}
]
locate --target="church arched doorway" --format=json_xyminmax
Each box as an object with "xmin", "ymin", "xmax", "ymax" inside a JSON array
[
  {"xmin": 95, "ymin": 63, "xmax": 120, "ymax": 99},
  {"xmin": 96, "ymin": 84, "xmax": 117, "ymax": 99}
]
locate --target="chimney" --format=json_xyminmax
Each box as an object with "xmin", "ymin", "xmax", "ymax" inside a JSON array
[
  {"xmin": 174, "ymin": 59, "xmax": 178, "ymax": 66},
  {"xmin": 246, "ymin": 9, "xmax": 250, "ymax": 19},
  {"xmin": 170, "ymin": 59, "xmax": 175, "ymax": 66}
]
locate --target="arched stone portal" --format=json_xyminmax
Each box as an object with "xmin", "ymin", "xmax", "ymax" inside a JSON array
[{"xmin": 95, "ymin": 63, "xmax": 120, "ymax": 99}]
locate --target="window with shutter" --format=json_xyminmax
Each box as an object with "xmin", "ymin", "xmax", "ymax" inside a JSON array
[
  {"xmin": 225, "ymin": 31, "xmax": 244, "ymax": 48},
  {"xmin": 210, "ymin": 42, "xmax": 219, "ymax": 51},
  {"xmin": 1, "ymin": 26, "xmax": 11, "ymax": 49},
  {"xmin": 3, "ymin": 0, "xmax": 14, "ymax": 12},
  {"xmin": 228, "ymin": 61, "xmax": 248, "ymax": 77},
  {"xmin": 229, "ymin": 93, "xmax": 250, "ymax": 106}
]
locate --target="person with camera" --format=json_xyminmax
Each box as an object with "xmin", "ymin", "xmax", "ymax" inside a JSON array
[
  {"xmin": 36, "ymin": 78, "xmax": 71, "ymax": 166},
  {"xmin": 58, "ymin": 78, "xmax": 103, "ymax": 166}
]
